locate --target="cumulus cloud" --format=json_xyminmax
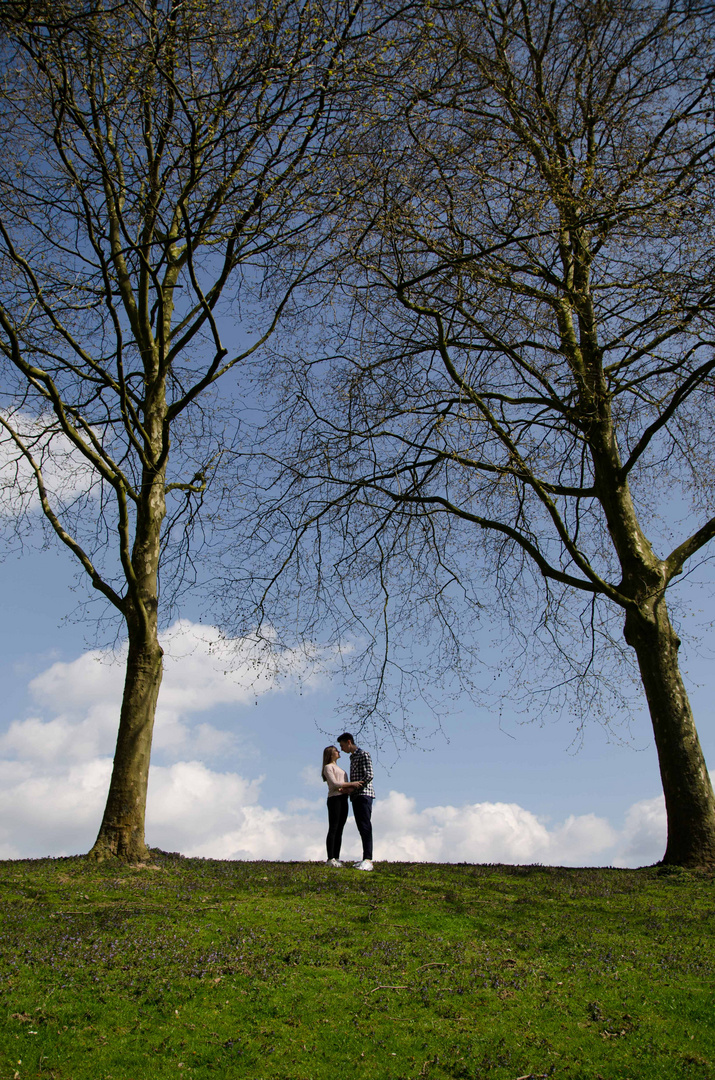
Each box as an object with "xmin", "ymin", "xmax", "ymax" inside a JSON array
[
  {"xmin": 0, "ymin": 757, "xmax": 111, "ymax": 859},
  {"xmin": 0, "ymin": 626, "xmax": 673, "ymax": 866},
  {"xmin": 367, "ymin": 793, "xmax": 618, "ymax": 865},
  {"xmin": 0, "ymin": 410, "xmax": 98, "ymax": 519},
  {"xmin": 0, "ymin": 757, "xmax": 660, "ymax": 865},
  {"xmin": 0, "ymin": 619, "xmax": 323, "ymax": 769},
  {"xmin": 149, "ymin": 785, "xmax": 660, "ymax": 866},
  {"xmin": 613, "ymin": 793, "xmax": 667, "ymax": 867}
]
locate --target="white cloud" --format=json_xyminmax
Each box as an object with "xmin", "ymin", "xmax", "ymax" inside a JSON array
[
  {"xmin": 0, "ymin": 626, "xmax": 674, "ymax": 866},
  {"xmin": 0, "ymin": 410, "xmax": 98, "ymax": 518},
  {"xmin": 0, "ymin": 756, "xmax": 111, "ymax": 858},
  {"xmin": 0, "ymin": 755, "xmax": 668, "ymax": 867},
  {"xmin": 160, "ymin": 786, "xmax": 657, "ymax": 867},
  {"xmin": 146, "ymin": 761, "xmax": 262, "ymax": 850},
  {"xmin": 188, "ymin": 803, "xmax": 326, "ymax": 862},
  {"xmin": 0, "ymin": 619, "xmax": 323, "ymax": 769},
  {"xmin": 613, "ymin": 793, "xmax": 667, "ymax": 867},
  {"xmin": 368, "ymin": 793, "xmax": 618, "ymax": 865},
  {"xmin": 300, "ymin": 764, "xmax": 324, "ymax": 790}
]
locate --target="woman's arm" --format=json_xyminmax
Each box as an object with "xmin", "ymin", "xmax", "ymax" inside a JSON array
[
  {"xmin": 324, "ymin": 764, "xmax": 349, "ymax": 795},
  {"xmin": 324, "ymin": 764, "xmax": 363, "ymax": 795}
]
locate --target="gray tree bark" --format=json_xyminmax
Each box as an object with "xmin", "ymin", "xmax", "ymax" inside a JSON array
[
  {"xmin": 89, "ymin": 621, "xmax": 164, "ymax": 862},
  {"xmin": 624, "ymin": 601, "xmax": 715, "ymax": 867},
  {"xmin": 89, "ymin": 393, "xmax": 167, "ymax": 861}
]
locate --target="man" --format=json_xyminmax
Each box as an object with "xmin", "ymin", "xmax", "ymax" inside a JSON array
[{"xmin": 337, "ymin": 733, "xmax": 374, "ymax": 871}]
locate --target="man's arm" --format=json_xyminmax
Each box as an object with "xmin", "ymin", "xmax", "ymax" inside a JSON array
[{"xmin": 357, "ymin": 750, "xmax": 373, "ymax": 788}]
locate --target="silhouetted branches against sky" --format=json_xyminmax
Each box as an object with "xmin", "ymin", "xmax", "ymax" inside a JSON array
[
  {"xmin": 0, "ymin": 0, "xmax": 384, "ymax": 858},
  {"xmin": 225, "ymin": 1, "xmax": 715, "ymax": 753}
]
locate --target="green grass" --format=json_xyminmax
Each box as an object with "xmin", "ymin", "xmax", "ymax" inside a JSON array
[{"xmin": 1, "ymin": 855, "xmax": 714, "ymax": 1079}]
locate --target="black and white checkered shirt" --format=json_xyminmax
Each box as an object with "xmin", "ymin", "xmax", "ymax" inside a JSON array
[{"xmin": 349, "ymin": 747, "xmax": 375, "ymax": 798}]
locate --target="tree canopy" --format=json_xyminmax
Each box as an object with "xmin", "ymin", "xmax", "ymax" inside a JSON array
[
  {"xmin": 240, "ymin": 0, "xmax": 715, "ymax": 865},
  {"xmin": 0, "ymin": 0, "xmax": 368, "ymax": 859}
]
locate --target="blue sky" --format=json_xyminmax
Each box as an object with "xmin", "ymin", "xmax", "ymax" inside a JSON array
[{"xmin": 1, "ymin": 531, "xmax": 713, "ymax": 867}]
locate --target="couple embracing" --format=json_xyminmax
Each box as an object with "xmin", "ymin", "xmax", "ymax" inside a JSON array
[{"xmin": 321, "ymin": 733, "xmax": 374, "ymax": 872}]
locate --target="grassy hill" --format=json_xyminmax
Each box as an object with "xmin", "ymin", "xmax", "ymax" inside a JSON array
[{"xmin": 1, "ymin": 855, "xmax": 713, "ymax": 1079}]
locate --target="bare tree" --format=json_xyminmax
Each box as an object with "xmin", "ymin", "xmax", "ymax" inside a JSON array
[
  {"xmin": 245, "ymin": 0, "xmax": 715, "ymax": 866},
  {"xmin": 0, "ymin": 0, "xmax": 368, "ymax": 860}
]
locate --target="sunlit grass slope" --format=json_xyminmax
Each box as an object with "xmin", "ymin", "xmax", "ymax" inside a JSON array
[{"xmin": 1, "ymin": 856, "xmax": 713, "ymax": 1079}]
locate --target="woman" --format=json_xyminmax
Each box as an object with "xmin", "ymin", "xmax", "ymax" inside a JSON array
[{"xmin": 321, "ymin": 745, "xmax": 360, "ymax": 866}]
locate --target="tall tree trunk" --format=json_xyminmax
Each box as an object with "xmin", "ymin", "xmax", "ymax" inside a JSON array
[
  {"xmin": 87, "ymin": 616, "xmax": 164, "ymax": 862},
  {"xmin": 568, "ymin": 278, "xmax": 715, "ymax": 868},
  {"xmin": 624, "ymin": 598, "xmax": 715, "ymax": 868},
  {"xmin": 88, "ymin": 407, "xmax": 167, "ymax": 862}
]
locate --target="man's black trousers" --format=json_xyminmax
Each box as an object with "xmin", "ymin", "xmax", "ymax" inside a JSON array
[{"xmin": 351, "ymin": 794, "xmax": 374, "ymax": 860}]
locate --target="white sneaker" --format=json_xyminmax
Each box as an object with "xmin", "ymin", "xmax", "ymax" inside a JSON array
[
  {"xmin": 354, "ymin": 859, "xmax": 373, "ymax": 871},
  {"xmin": 326, "ymin": 858, "xmax": 343, "ymax": 867}
]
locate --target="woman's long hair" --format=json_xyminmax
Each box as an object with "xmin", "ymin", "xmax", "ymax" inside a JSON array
[{"xmin": 321, "ymin": 745, "xmax": 337, "ymax": 782}]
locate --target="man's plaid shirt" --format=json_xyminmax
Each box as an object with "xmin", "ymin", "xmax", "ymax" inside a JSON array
[{"xmin": 349, "ymin": 747, "xmax": 375, "ymax": 798}]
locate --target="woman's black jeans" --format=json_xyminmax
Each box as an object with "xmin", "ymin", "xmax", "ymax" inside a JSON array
[{"xmin": 326, "ymin": 794, "xmax": 349, "ymax": 859}]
